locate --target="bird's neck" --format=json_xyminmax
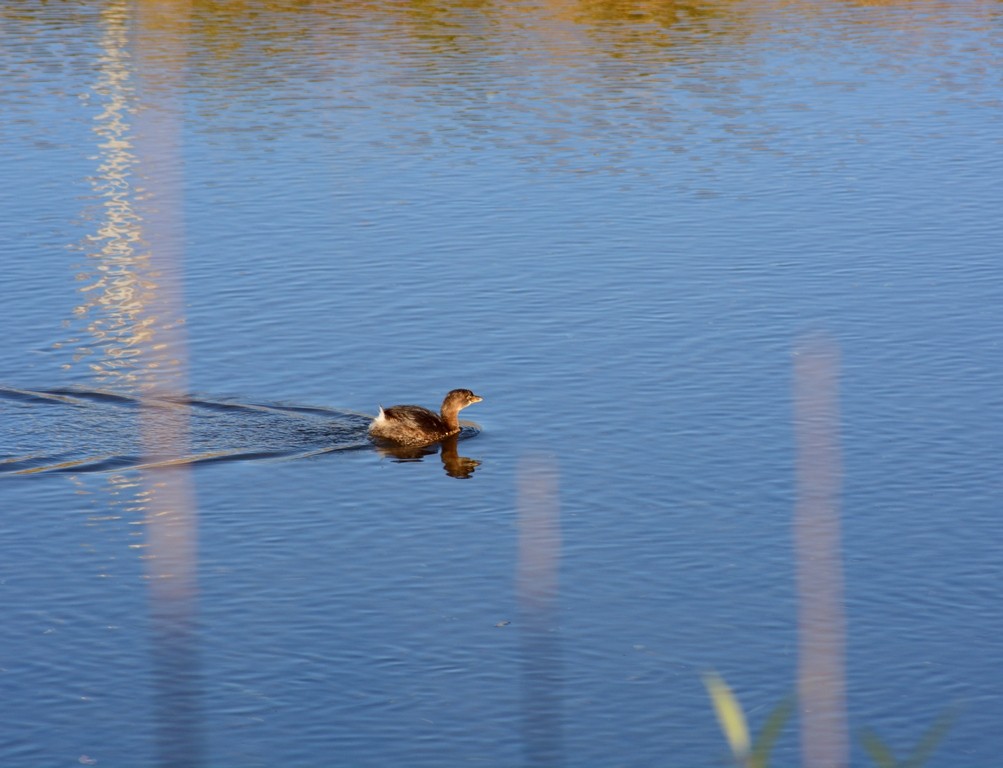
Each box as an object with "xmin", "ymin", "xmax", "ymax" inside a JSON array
[{"xmin": 439, "ymin": 403, "xmax": 461, "ymax": 431}]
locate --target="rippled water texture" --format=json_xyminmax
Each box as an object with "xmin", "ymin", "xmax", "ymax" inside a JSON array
[
  {"xmin": 2, "ymin": 1, "xmax": 1002, "ymax": 766},
  {"xmin": 0, "ymin": 386, "xmax": 373, "ymax": 473}
]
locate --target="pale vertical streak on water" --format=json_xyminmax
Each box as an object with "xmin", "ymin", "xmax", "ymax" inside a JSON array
[
  {"xmin": 794, "ymin": 337, "xmax": 847, "ymax": 768},
  {"xmin": 125, "ymin": 3, "xmax": 203, "ymax": 765},
  {"xmin": 518, "ymin": 456, "xmax": 564, "ymax": 768}
]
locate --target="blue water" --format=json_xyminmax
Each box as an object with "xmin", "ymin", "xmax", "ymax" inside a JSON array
[{"xmin": 2, "ymin": 1, "xmax": 1002, "ymax": 765}]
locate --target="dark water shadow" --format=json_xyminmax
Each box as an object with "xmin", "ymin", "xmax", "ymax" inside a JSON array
[{"xmin": 374, "ymin": 430, "xmax": 482, "ymax": 478}]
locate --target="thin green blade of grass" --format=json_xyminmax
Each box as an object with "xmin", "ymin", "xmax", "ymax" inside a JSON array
[
  {"xmin": 860, "ymin": 727, "xmax": 897, "ymax": 767},
  {"xmin": 903, "ymin": 707, "xmax": 957, "ymax": 768},
  {"xmin": 749, "ymin": 695, "xmax": 795, "ymax": 768},
  {"xmin": 859, "ymin": 706, "xmax": 957, "ymax": 768}
]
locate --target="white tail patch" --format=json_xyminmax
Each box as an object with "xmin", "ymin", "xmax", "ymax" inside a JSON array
[{"xmin": 368, "ymin": 406, "xmax": 386, "ymax": 436}]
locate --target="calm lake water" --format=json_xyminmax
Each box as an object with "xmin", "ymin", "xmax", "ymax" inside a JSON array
[{"xmin": 2, "ymin": 1, "xmax": 1002, "ymax": 765}]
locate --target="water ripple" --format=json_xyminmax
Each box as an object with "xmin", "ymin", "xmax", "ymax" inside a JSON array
[{"xmin": 0, "ymin": 385, "xmax": 374, "ymax": 475}]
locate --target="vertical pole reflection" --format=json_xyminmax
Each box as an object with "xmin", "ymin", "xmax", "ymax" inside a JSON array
[
  {"xmin": 516, "ymin": 457, "xmax": 564, "ymax": 768},
  {"xmin": 793, "ymin": 337, "xmax": 848, "ymax": 768},
  {"xmin": 129, "ymin": 2, "xmax": 203, "ymax": 766}
]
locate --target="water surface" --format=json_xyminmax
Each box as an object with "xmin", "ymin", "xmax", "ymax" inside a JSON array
[{"xmin": 2, "ymin": 1, "xmax": 1002, "ymax": 765}]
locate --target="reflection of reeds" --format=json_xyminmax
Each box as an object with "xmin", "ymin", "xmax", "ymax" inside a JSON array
[
  {"xmin": 700, "ymin": 338, "xmax": 845, "ymax": 768},
  {"xmin": 706, "ymin": 337, "xmax": 847, "ymax": 767},
  {"xmin": 704, "ymin": 339, "xmax": 951, "ymax": 767}
]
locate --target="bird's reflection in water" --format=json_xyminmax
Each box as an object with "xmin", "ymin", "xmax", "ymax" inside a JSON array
[{"xmin": 375, "ymin": 433, "xmax": 481, "ymax": 478}]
